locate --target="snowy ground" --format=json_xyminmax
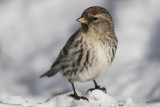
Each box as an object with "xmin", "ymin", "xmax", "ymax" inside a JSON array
[
  {"xmin": 0, "ymin": 0, "xmax": 160, "ymax": 105},
  {"xmin": 0, "ymin": 90, "xmax": 160, "ymax": 107}
]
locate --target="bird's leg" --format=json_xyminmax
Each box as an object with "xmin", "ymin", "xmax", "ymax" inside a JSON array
[
  {"xmin": 69, "ymin": 83, "xmax": 88, "ymax": 101},
  {"xmin": 93, "ymin": 80, "xmax": 100, "ymax": 89},
  {"xmin": 93, "ymin": 80, "xmax": 106, "ymax": 92},
  {"xmin": 87, "ymin": 80, "xmax": 106, "ymax": 93}
]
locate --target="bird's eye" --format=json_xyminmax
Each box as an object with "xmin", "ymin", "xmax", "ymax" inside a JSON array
[{"xmin": 92, "ymin": 17, "xmax": 98, "ymax": 21}]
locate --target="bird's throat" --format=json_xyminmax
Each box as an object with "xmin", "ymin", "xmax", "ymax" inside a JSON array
[{"xmin": 81, "ymin": 24, "xmax": 88, "ymax": 32}]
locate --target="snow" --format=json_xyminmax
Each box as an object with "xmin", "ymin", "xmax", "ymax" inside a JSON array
[{"xmin": 0, "ymin": 90, "xmax": 160, "ymax": 107}]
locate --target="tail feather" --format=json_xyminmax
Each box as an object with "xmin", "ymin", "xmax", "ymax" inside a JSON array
[{"xmin": 39, "ymin": 69, "xmax": 59, "ymax": 78}]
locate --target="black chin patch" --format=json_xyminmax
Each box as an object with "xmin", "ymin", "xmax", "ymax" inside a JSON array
[{"xmin": 82, "ymin": 24, "xmax": 88, "ymax": 32}]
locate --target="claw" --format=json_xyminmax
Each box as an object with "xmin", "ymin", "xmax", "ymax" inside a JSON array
[
  {"xmin": 69, "ymin": 94, "xmax": 88, "ymax": 101},
  {"xmin": 87, "ymin": 87, "xmax": 107, "ymax": 94}
]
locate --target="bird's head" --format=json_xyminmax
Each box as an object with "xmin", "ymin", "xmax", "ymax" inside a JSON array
[{"xmin": 77, "ymin": 6, "xmax": 114, "ymax": 33}]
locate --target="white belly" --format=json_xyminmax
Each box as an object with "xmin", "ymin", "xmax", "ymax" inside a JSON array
[{"xmin": 74, "ymin": 45, "xmax": 111, "ymax": 82}]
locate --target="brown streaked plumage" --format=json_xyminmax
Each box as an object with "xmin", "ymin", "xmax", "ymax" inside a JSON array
[{"xmin": 40, "ymin": 6, "xmax": 118, "ymax": 101}]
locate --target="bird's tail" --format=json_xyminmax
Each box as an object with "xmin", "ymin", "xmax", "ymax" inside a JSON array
[{"xmin": 39, "ymin": 68, "xmax": 59, "ymax": 78}]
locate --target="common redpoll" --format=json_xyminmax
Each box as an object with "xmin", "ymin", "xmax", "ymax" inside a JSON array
[{"xmin": 40, "ymin": 6, "xmax": 118, "ymax": 101}]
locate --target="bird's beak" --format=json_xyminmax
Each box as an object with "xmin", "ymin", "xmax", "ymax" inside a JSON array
[{"xmin": 77, "ymin": 18, "xmax": 88, "ymax": 24}]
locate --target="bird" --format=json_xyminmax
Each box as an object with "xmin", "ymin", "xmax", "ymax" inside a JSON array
[{"xmin": 40, "ymin": 6, "xmax": 118, "ymax": 101}]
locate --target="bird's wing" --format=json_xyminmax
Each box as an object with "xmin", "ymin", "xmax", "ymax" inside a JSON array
[{"xmin": 40, "ymin": 29, "xmax": 81, "ymax": 78}]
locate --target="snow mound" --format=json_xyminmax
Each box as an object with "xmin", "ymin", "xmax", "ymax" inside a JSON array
[{"xmin": 0, "ymin": 90, "xmax": 160, "ymax": 107}]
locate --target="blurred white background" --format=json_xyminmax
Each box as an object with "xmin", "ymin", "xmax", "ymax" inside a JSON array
[{"xmin": 0, "ymin": 0, "xmax": 160, "ymax": 103}]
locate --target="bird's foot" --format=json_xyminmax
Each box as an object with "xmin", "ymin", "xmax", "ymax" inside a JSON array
[
  {"xmin": 69, "ymin": 94, "xmax": 88, "ymax": 101},
  {"xmin": 87, "ymin": 86, "xmax": 107, "ymax": 94}
]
